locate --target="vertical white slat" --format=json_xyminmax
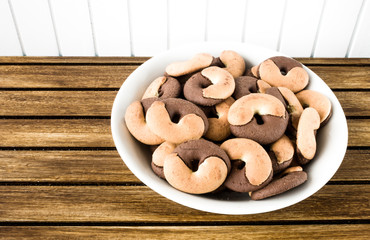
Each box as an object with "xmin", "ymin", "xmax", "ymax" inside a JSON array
[
  {"xmin": 11, "ymin": 0, "xmax": 58, "ymax": 56},
  {"xmin": 313, "ymin": 0, "xmax": 363, "ymax": 57},
  {"xmin": 168, "ymin": 0, "xmax": 207, "ymax": 49},
  {"xmin": 206, "ymin": 0, "xmax": 247, "ymax": 42},
  {"xmin": 128, "ymin": 0, "xmax": 167, "ymax": 56},
  {"xmin": 89, "ymin": 0, "xmax": 131, "ymax": 56},
  {"xmin": 348, "ymin": 0, "xmax": 370, "ymax": 57},
  {"xmin": 0, "ymin": 0, "xmax": 22, "ymax": 56},
  {"xmin": 278, "ymin": 0, "xmax": 324, "ymax": 57},
  {"xmin": 243, "ymin": 0, "xmax": 286, "ymax": 50},
  {"xmin": 49, "ymin": 0, "xmax": 95, "ymax": 56}
]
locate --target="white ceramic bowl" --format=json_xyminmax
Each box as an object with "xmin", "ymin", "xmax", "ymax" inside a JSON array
[{"xmin": 111, "ymin": 42, "xmax": 348, "ymax": 215}]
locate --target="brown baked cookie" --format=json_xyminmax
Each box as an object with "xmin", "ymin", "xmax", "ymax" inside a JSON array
[
  {"xmin": 296, "ymin": 107, "xmax": 320, "ymax": 165},
  {"xmin": 278, "ymin": 87, "xmax": 304, "ymax": 132},
  {"xmin": 124, "ymin": 98, "xmax": 164, "ymax": 145},
  {"xmin": 221, "ymin": 138, "xmax": 273, "ymax": 192},
  {"xmin": 142, "ymin": 76, "xmax": 181, "ymax": 99},
  {"xmin": 146, "ymin": 98, "xmax": 209, "ymax": 144},
  {"xmin": 228, "ymin": 93, "xmax": 289, "ymax": 145},
  {"xmin": 183, "ymin": 66, "xmax": 235, "ymax": 106},
  {"xmin": 163, "ymin": 139, "xmax": 231, "ymax": 194},
  {"xmin": 258, "ymin": 56, "xmax": 309, "ymax": 93},
  {"xmin": 151, "ymin": 141, "xmax": 177, "ymax": 179},
  {"xmin": 203, "ymin": 97, "xmax": 235, "ymax": 141},
  {"xmin": 265, "ymin": 87, "xmax": 287, "ymax": 108},
  {"xmin": 268, "ymin": 135, "xmax": 295, "ymax": 174},
  {"xmin": 250, "ymin": 166, "xmax": 307, "ymax": 200},
  {"xmin": 233, "ymin": 76, "xmax": 258, "ymax": 99},
  {"xmin": 296, "ymin": 89, "xmax": 332, "ymax": 127}
]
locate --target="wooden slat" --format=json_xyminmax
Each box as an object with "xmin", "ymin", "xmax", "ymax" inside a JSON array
[
  {"xmin": 0, "ymin": 149, "xmax": 367, "ymax": 183},
  {"xmin": 308, "ymin": 65, "xmax": 370, "ymax": 89},
  {"xmin": 0, "ymin": 91, "xmax": 368, "ymax": 117},
  {"xmin": 0, "ymin": 185, "xmax": 368, "ymax": 222},
  {"xmin": 0, "ymin": 65, "xmax": 135, "ymax": 88},
  {"xmin": 0, "ymin": 119, "xmax": 367, "ymax": 147},
  {"xmin": 0, "ymin": 57, "xmax": 370, "ymax": 65},
  {"xmin": 0, "ymin": 65, "xmax": 368, "ymax": 89},
  {"xmin": 0, "ymin": 56, "xmax": 149, "ymax": 64},
  {"xmin": 0, "ymin": 150, "xmax": 138, "ymax": 183},
  {"xmin": 0, "ymin": 225, "xmax": 368, "ymax": 240},
  {"xmin": 0, "ymin": 119, "xmax": 113, "ymax": 147},
  {"xmin": 0, "ymin": 91, "xmax": 117, "ymax": 116}
]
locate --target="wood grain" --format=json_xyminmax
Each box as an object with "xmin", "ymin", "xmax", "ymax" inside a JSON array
[
  {"xmin": 308, "ymin": 66, "xmax": 370, "ymax": 89},
  {"xmin": 0, "ymin": 185, "xmax": 368, "ymax": 222},
  {"xmin": 0, "ymin": 150, "xmax": 367, "ymax": 183},
  {"xmin": 0, "ymin": 119, "xmax": 367, "ymax": 147},
  {"xmin": 0, "ymin": 119, "xmax": 113, "ymax": 147},
  {"xmin": 0, "ymin": 65, "xmax": 136, "ymax": 88},
  {"xmin": 0, "ymin": 91, "xmax": 117, "ymax": 116},
  {"xmin": 1, "ymin": 57, "xmax": 370, "ymax": 65},
  {"xmin": 0, "ymin": 91, "xmax": 368, "ymax": 117},
  {"xmin": 0, "ymin": 225, "xmax": 368, "ymax": 240},
  {"xmin": 0, "ymin": 65, "xmax": 369, "ymax": 89},
  {"xmin": 0, "ymin": 151, "xmax": 138, "ymax": 183}
]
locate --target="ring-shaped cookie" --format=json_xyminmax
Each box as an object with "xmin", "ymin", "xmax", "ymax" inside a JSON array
[
  {"xmin": 219, "ymin": 50, "xmax": 246, "ymax": 78},
  {"xmin": 151, "ymin": 141, "xmax": 177, "ymax": 179},
  {"xmin": 296, "ymin": 107, "xmax": 320, "ymax": 165},
  {"xmin": 221, "ymin": 138, "xmax": 273, "ymax": 192},
  {"xmin": 268, "ymin": 135, "xmax": 294, "ymax": 174},
  {"xmin": 278, "ymin": 87, "xmax": 303, "ymax": 130},
  {"xmin": 146, "ymin": 98, "xmax": 209, "ymax": 144},
  {"xmin": 165, "ymin": 53, "xmax": 214, "ymax": 77},
  {"xmin": 184, "ymin": 66, "xmax": 235, "ymax": 106},
  {"xmin": 228, "ymin": 93, "xmax": 289, "ymax": 145},
  {"xmin": 250, "ymin": 166, "xmax": 307, "ymax": 200},
  {"xmin": 142, "ymin": 76, "xmax": 181, "ymax": 99},
  {"xmin": 296, "ymin": 89, "xmax": 332, "ymax": 127},
  {"xmin": 258, "ymin": 56, "xmax": 309, "ymax": 93},
  {"xmin": 163, "ymin": 139, "xmax": 231, "ymax": 194},
  {"xmin": 204, "ymin": 97, "xmax": 235, "ymax": 141},
  {"xmin": 125, "ymin": 98, "xmax": 164, "ymax": 145}
]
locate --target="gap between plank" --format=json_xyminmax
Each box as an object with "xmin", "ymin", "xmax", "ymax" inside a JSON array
[{"xmin": 0, "ymin": 219, "xmax": 368, "ymax": 227}]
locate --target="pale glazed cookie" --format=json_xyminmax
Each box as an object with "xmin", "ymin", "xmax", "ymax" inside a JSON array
[
  {"xmin": 184, "ymin": 66, "xmax": 235, "ymax": 106},
  {"xmin": 163, "ymin": 139, "xmax": 231, "ymax": 194},
  {"xmin": 221, "ymin": 138, "xmax": 273, "ymax": 192},
  {"xmin": 268, "ymin": 135, "xmax": 295, "ymax": 174},
  {"xmin": 250, "ymin": 166, "xmax": 307, "ymax": 200},
  {"xmin": 296, "ymin": 89, "xmax": 332, "ymax": 127},
  {"xmin": 203, "ymin": 97, "xmax": 235, "ymax": 141},
  {"xmin": 125, "ymin": 98, "xmax": 164, "ymax": 145},
  {"xmin": 228, "ymin": 93, "xmax": 289, "ymax": 145},
  {"xmin": 151, "ymin": 141, "xmax": 177, "ymax": 179},
  {"xmin": 142, "ymin": 76, "xmax": 181, "ymax": 100},
  {"xmin": 165, "ymin": 53, "xmax": 214, "ymax": 77},
  {"xmin": 146, "ymin": 98, "xmax": 209, "ymax": 144},
  {"xmin": 218, "ymin": 50, "xmax": 246, "ymax": 78},
  {"xmin": 278, "ymin": 87, "xmax": 304, "ymax": 130},
  {"xmin": 258, "ymin": 56, "xmax": 309, "ymax": 93},
  {"xmin": 296, "ymin": 107, "xmax": 320, "ymax": 165}
]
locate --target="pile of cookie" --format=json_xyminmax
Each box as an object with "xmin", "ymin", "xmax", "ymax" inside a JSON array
[{"xmin": 125, "ymin": 50, "xmax": 332, "ymax": 200}]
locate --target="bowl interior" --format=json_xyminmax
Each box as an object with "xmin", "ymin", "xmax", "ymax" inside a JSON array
[{"xmin": 111, "ymin": 42, "xmax": 348, "ymax": 215}]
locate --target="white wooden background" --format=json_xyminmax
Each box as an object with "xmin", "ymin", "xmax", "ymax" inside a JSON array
[{"xmin": 0, "ymin": 0, "xmax": 369, "ymax": 57}]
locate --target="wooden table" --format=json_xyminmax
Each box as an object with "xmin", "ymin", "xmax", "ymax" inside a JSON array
[{"xmin": 0, "ymin": 57, "xmax": 369, "ymax": 239}]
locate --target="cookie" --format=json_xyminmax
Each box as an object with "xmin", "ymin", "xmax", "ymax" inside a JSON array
[
  {"xmin": 163, "ymin": 139, "xmax": 231, "ymax": 194},
  {"xmin": 228, "ymin": 93, "xmax": 289, "ymax": 145},
  {"xmin": 146, "ymin": 98, "xmax": 209, "ymax": 144},
  {"xmin": 221, "ymin": 138, "xmax": 273, "ymax": 192}
]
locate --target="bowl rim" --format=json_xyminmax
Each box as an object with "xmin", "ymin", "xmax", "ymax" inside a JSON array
[{"xmin": 111, "ymin": 41, "xmax": 348, "ymax": 215}]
